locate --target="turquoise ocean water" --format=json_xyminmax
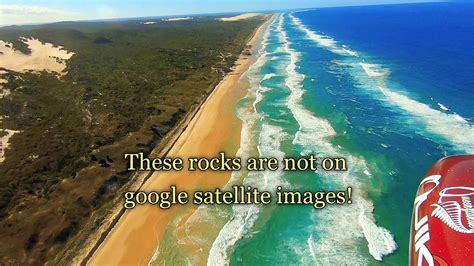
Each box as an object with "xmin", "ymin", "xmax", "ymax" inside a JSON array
[
  {"xmin": 206, "ymin": 2, "xmax": 474, "ymax": 265},
  {"xmin": 152, "ymin": 3, "xmax": 474, "ymax": 265}
]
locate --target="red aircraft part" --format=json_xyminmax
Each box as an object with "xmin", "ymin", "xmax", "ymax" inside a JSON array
[{"xmin": 410, "ymin": 155, "xmax": 474, "ymax": 266}]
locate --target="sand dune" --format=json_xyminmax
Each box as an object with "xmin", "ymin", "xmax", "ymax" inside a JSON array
[
  {"xmin": 0, "ymin": 37, "xmax": 74, "ymax": 75},
  {"xmin": 0, "ymin": 38, "xmax": 73, "ymax": 163},
  {"xmin": 219, "ymin": 13, "xmax": 262, "ymax": 21}
]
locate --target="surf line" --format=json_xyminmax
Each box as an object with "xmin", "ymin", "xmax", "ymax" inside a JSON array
[
  {"xmin": 288, "ymin": 12, "xmax": 474, "ymax": 153},
  {"xmin": 81, "ymin": 66, "xmax": 221, "ymax": 266},
  {"xmin": 81, "ymin": 16, "xmax": 273, "ymax": 265}
]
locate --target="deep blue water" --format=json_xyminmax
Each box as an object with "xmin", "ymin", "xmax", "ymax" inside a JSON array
[
  {"xmin": 296, "ymin": 2, "xmax": 474, "ymax": 120},
  {"xmin": 206, "ymin": 2, "xmax": 474, "ymax": 265},
  {"xmin": 282, "ymin": 2, "xmax": 473, "ymax": 263}
]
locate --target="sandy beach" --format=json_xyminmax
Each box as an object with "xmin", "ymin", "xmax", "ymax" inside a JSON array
[{"xmin": 87, "ymin": 16, "xmax": 272, "ymax": 265}]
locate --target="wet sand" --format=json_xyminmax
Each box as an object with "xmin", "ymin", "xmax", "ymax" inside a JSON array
[{"xmin": 88, "ymin": 17, "xmax": 272, "ymax": 265}]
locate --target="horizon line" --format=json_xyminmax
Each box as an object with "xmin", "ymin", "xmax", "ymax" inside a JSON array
[{"xmin": 0, "ymin": 0, "xmax": 448, "ymax": 28}]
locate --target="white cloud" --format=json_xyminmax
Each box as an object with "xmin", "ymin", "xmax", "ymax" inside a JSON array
[
  {"xmin": 0, "ymin": 4, "xmax": 80, "ymax": 26},
  {"xmin": 0, "ymin": 4, "xmax": 67, "ymax": 16}
]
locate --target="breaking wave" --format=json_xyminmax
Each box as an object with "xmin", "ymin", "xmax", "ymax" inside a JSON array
[
  {"xmin": 290, "ymin": 13, "xmax": 358, "ymax": 57},
  {"xmin": 280, "ymin": 14, "xmax": 397, "ymax": 262},
  {"xmin": 291, "ymin": 12, "xmax": 474, "ymax": 153},
  {"xmin": 208, "ymin": 18, "xmax": 288, "ymax": 265}
]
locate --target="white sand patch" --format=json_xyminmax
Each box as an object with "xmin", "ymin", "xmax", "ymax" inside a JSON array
[
  {"xmin": 219, "ymin": 13, "xmax": 262, "ymax": 21},
  {"xmin": 162, "ymin": 17, "xmax": 192, "ymax": 21},
  {"xmin": 0, "ymin": 70, "xmax": 7, "ymax": 85},
  {"xmin": 0, "ymin": 37, "xmax": 72, "ymax": 163},
  {"xmin": 0, "ymin": 89, "xmax": 10, "ymax": 98},
  {"xmin": 0, "ymin": 37, "xmax": 74, "ymax": 75},
  {"xmin": 0, "ymin": 129, "xmax": 20, "ymax": 163}
]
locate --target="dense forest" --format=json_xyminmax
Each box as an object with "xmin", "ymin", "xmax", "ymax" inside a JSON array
[{"xmin": 0, "ymin": 17, "xmax": 262, "ymax": 264}]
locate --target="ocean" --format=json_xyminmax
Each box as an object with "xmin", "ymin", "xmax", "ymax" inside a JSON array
[
  {"xmin": 205, "ymin": 2, "xmax": 474, "ymax": 265},
  {"xmin": 145, "ymin": 2, "xmax": 474, "ymax": 265}
]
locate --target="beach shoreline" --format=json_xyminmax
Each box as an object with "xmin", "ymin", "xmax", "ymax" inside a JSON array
[{"xmin": 84, "ymin": 15, "xmax": 273, "ymax": 265}]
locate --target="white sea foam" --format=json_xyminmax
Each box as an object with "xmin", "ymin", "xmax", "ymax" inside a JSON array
[
  {"xmin": 290, "ymin": 14, "xmax": 358, "ymax": 57},
  {"xmin": 290, "ymin": 12, "xmax": 474, "ymax": 153},
  {"xmin": 208, "ymin": 124, "xmax": 288, "ymax": 265},
  {"xmin": 307, "ymin": 234, "xmax": 318, "ymax": 262},
  {"xmin": 342, "ymin": 48, "xmax": 358, "ymax": 56},
  {"xmin": 278, "ymin": 15, "xmax": 336, "ymax": 145},
  {"xmin": 207, "ymin": 203, "xmax": 260, "ymax": 265},
  {"xmin": 147, "ymin": 244, "xmax": 160, "ymax": 266},
  {"xmin": 209, "ymin": 13, "xmax": 401, "ymax": 264},
  {"xmin": 453, "ymin": 113, "xmax": 468, "ymax": 123},
  {"xmin": 381, "ymin": 143, "xmax": 391, "ymax": 148},
  {"xmin": 282, "ymin": 14, "xmax": 397, "ymax": 262},
  {"xmin": 208, "ymin": 18, "xmax": 287, "ymax": 265},
  {"xmin": 253, "ymin": 85, "xmax": 270, "ymax": 110},
  {"xmin": 147, "ymin": 14, "xmax": 278, "ymax": 266},
  {"xmin": 377, "ymin": 85, "xmax": 474, "ymax": 153},
  {"xmin": 437, "ymin": 102, "xmax": 449, "ymax": 111},
  {"xmin": 358, "ymin": 201, "xmax": 398, "ymax": 261},
  {"xmin": 359, "ymin": 62, "xmax": 389, "ymax": 78},
  {"xmin": 261, "ymin": 73, "xmax": 278, "ymax": 82}
]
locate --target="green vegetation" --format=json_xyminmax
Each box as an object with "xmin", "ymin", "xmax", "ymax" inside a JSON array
[{"xmin": 0, "ymin": 17, "xmax": 262, "ymax": 264}]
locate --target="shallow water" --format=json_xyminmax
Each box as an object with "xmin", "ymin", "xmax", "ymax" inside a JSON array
[{"xmin": 153, "ymin": 3, "xmax": 474, "ymax": 264}]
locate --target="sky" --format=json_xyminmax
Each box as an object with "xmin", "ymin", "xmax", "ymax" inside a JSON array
[{"xmin": 0, "ymin": 0, "xmax": 446, "ymax": 26}]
